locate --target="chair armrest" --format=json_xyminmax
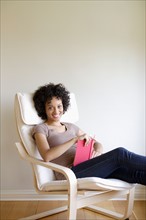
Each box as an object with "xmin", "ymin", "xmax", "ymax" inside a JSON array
[{"xmin": 15, "ymin": 142, "xmax": 77, "ymax": 186}]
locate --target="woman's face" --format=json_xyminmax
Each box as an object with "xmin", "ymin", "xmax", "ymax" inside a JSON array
[{"xmin": 45, "ymin": 97, "xmax": 64, "ymax": 122}]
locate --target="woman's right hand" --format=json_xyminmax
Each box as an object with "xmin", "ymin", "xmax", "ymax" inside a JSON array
[{"xmin": 76, "ymin": 133, "xmax": 91, "ymax": 146}]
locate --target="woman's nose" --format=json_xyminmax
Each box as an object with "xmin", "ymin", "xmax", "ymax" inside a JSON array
[{"xmin": 53, "ymin": 107, "xmax": 59, "ymax": 114}]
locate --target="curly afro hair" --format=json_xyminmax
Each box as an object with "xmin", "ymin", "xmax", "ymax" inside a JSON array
[{"xmin": 33, "ymin": 83, "xmax": 70, "ymax": 120}]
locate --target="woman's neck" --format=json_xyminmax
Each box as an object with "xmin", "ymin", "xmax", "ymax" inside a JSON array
[
  {"xmin": 46, "ymin": 120, "xmax": 62, "ymax": 127},
  {"xmin": 45, "ymin": 120, "xmax": 66, "ymax": 133}
]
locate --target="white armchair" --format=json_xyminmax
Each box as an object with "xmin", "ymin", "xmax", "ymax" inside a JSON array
[{"xmin": 15, "ymin": 92, "xmax": 135, "ymax": 220}]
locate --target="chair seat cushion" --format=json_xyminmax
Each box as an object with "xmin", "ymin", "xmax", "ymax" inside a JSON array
[{"xmin": 40, "ymin": 177, "xmax": 134, "ymax": 192}]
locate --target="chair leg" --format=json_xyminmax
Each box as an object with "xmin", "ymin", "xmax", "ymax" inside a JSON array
[
  {"xmin": 85, "ymin": 205, "xmax": 125, "ymax": 219},
  {"xmin": 85, "ymin": 187, "xmax": 135, "ymax": 220},
  {"xmin": 67, "ymin": 190, "xmax": 77, "ymax": 219},
  {"xmin": 18, "ymin": 206, "xmax": 67, "ymax": 220}
]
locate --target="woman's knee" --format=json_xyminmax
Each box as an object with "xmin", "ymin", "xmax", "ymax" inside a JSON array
[{"xmin": 115, "ymin": 147, "xmax": 128, "ymax": 154}]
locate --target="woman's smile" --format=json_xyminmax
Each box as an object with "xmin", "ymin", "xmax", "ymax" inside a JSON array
[{"xmin": 52, "ymin": 114, "xmax": 60, "ymax": 119}]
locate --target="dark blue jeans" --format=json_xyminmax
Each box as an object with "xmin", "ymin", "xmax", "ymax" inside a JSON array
[{"xmin": 71, "ymin": 147, "xmax": 146, "ymax": 185}]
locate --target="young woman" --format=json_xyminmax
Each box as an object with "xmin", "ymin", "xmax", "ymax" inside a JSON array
[{"xmin": 32, "ymin": 83, "xmax": 146, "ymax": 185}]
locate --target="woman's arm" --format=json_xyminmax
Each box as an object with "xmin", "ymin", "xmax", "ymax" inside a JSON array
[
  {"xmin": 92, "ymin": 141, "xmax": 103, "ymax": 157},
  {"xmin": 34, "ymin": 128, "xmax": 103, "ymax": 162},
  {"xmin": 34, "ymin": 128, "xmax": 91, "ymax": 162},
  {"xmin": 34, "ymin": 133, "xmax": 78, "ymax": 162}
]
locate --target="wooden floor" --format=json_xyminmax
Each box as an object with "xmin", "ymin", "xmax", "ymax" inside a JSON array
[{"xmin": 1, "ymin": 200, "xmax": 146, "ymax": 220}]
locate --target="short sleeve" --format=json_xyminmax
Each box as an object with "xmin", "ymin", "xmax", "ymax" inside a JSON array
[{"xmin": 32, "ymin": 123, "xmax": 48, "ymax": 139}]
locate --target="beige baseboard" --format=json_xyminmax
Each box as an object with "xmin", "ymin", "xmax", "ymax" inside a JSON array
[
  {"xmin": 1, "ymin": 185, "xmax": 145, "ymax": 201},
  {"xmin": 0, "ymin": 190, "xmax": 67, "ymax": 201}
]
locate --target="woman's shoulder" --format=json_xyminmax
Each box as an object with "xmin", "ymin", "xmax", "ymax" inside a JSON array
[
  {"xmin": 34, "ymin": 122, "xmax": 47, "ymax": 128},
  {"xmin": 33, "ymin": 122, "xmax": 48, "ymax": 130},
  {"xmin": 32, "ymin": 123, "xmax": 49, "ymax": 137}
]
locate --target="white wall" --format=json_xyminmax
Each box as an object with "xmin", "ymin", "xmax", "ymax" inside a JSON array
[{"xmin": 1, "ymin": 0, "xmax": 145, "ymax": 195}]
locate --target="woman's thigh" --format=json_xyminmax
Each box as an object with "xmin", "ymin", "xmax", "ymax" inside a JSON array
[
  {"xmin": 71, "ymin": 148, "xmax": 120, "ymax": 178},
  {"xmin": 71, "ymin": 147, "xmax": 146, "ymax": 179}
]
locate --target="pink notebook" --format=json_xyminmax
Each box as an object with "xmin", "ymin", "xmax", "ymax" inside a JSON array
[{"xmin": 73, "ymin": 139, "xmax": 95, "ymax": 166}]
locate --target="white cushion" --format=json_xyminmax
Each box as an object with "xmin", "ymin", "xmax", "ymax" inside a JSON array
[
  {"xmin": 18, "ymin": 93, "xmax": 43, "ymax": 125},
  {"xmin": 18, "ymin": 92, "xmax": 79, "ymax": 125},
  {"xmin": 40, "ymin": 177, "xmax": 134, "ymax": 192}
]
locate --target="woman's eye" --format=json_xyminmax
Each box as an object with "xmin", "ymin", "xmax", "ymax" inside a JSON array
[
  {"xmin": 59, "ymin": 105, "xmax": 63, "ymax": 109},
  {"xmin": 48, "ymin": 106, "xmax": 53, "ymax": 110}
]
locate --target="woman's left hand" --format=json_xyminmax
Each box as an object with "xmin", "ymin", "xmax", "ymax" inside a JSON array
[{"xmin": 91, "ymin": 141, "xmax": 103, "ymax": 158}]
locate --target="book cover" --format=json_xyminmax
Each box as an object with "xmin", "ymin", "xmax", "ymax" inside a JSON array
[{"xmin": 73, "ymin": 138, "xmax": 95, "ymax": 166}]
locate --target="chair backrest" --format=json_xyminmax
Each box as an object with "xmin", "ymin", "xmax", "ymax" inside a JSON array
[{"xmin": 15, "ymin": 92, "xmax": 79, "ymax": 190}]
